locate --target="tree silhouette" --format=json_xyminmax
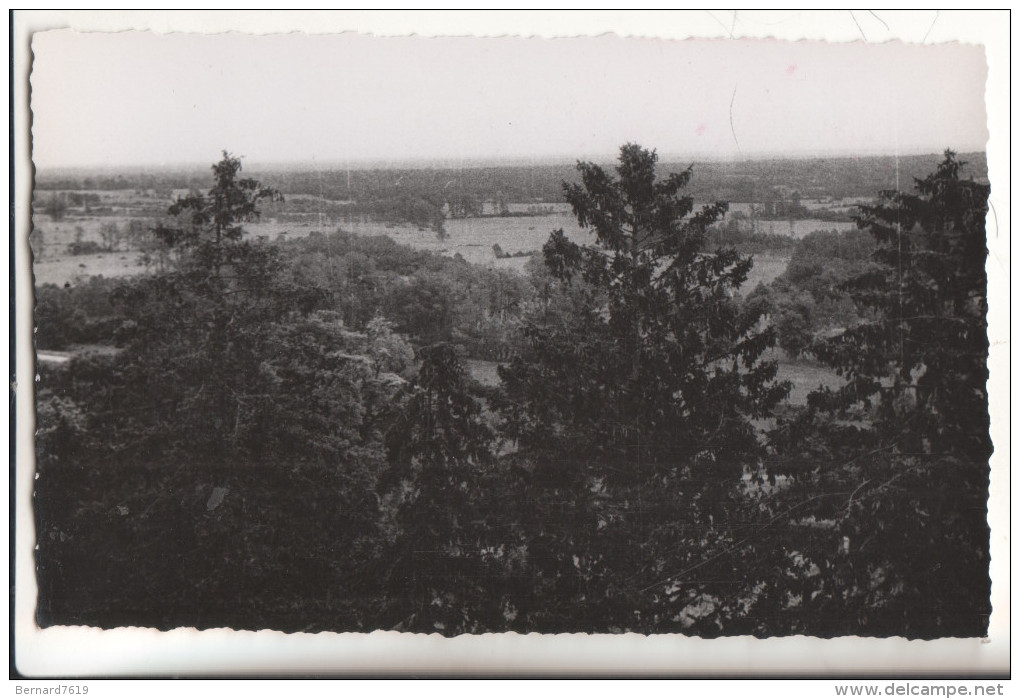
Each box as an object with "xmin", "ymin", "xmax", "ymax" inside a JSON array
[
  {"xmin": 493, "ymin": 144, "xmax": 789, "ymax": 631},
  {"xmin": 500, "ymin": 143, "xmax": 788, "ymax": 483},
  {"xmin": 812, "ymin": 150, "xmax": 990, "ymax": 462},
  {"xmin": 153, "ymin": 151, "xmax": 283, "ymax": 278},
  {"xmin": 763, "ymin": 150, "xmax": 993, "ymax": 638},
  {"xmin": 383, "ymin": 344, "xmax": 496, "ymax": 632}
]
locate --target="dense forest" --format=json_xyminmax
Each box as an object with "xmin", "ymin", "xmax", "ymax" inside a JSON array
[{"xmin": 33, "ymin": 145, "xmax": 991, "ymax": 637}]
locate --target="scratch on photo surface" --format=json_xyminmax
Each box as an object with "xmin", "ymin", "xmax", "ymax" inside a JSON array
[
  {"xmin": 729, "ymin": 85, "xmax": 740, "ymax": 154},
  {"xmin": 849, "ymin": 11, "xmax": 867, "ymax": 42},
  {"xmin": 923, "ymin": 11, "xmax": 940, "ymax": 43}
]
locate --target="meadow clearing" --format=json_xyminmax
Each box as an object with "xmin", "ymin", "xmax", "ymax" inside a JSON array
[
  {"xmin": 31, "ymin": 203, "xmax": 820, "ymax": 288},
  {"xmin": 30, "ymin": 190, "xmax": 848, "ymax": 406}
]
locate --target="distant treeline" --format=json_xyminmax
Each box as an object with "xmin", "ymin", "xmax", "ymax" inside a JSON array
[
  {"xmin": 36, "ymin": 152, "xmax": 987, "ymax": 205},
  {"xmin": 34, "ymin": 153, "xmax": 988, "ymax": 237},
  {"xmin": 684, "ymin": 152, "xmax": 988, "ymax": 201}
]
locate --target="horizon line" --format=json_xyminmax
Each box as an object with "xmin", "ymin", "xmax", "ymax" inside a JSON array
[{"xmin": 33, "ymin": 146, "xmax": 986, "ymax": 174}]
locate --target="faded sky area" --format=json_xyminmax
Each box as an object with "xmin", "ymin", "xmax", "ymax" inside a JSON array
[{"xmin": 30, "ymin": 30, "xmax": 988, "ymax": 168}]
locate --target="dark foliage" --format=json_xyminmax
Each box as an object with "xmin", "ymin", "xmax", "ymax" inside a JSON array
[
  {"xmin": 749, "ymin": 228, "xmax": 878, "ymax": 356},
  {"xmin": 761, "ymin": 151, "xmax": 992, "ymax": 637},
  {"xmin": 491, "ymin": 145, "xmax": 791, "ymax": 631},
  {"xmin": 32, "ymin": 148, "xmax": 992, "ymax": 638},
  {"xmin": 35, "ymin": 154, "xmax": 394, "ymax": 629},
  {"xmin": 500, "ymin": 144, "xmax": 788, "ymax": 476},
  {"xmin": 35, "ymin": 277, "xmax": 122, "ymax": 350},
  {"xmin": 380, "ymin": 344, "xmax": 500, "ymax": 633}
]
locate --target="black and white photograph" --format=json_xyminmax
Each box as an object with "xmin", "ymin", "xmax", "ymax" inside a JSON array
[{"xmin": 12, "ymin": 10, "xmax": 1009, "ymax": 679}]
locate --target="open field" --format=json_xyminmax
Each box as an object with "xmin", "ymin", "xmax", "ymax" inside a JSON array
[
  {"xmin": 466, "ymin": 349, "xmax": 844, "ymax": 408},
  {"xmin": 775, "ymin": 354, "xmax": 844, "ymax": 404},
  {"xmin": 31, "ymin": 210, "xmax": 593, "ymax": 284},
  {"xmin": 265, "ymin": 212, "xmax": 590, "ymax": 267},
  {"xmin": 34, "ymin": 208, "xmax": 794, "ymax": 287},
  {"xmin": 32, "ymin": 214, "xmax": 145, "ymax": 249},
  {"xmin": 32, "ymin": 250, "xmax": 149, "ymax": 286},
  {"xmin": 740, "ymin": 253, "xmax": 788, "ymax": 294},
  {"xmin": 31, "ymin": 213, "xmax": 150, "ymax": 285},
  {"xmin": 746, "ymin": 218, "xmax": 855, "ymax": 238},
  {"xmin": 30, "ymin": 197, "xmax": 823, "ymax": 405},
  {"xmin": 36, "ymin": 184, "xmax": 870, "ymax": 288},
  {"xmin": 464, "ymin": 358, "xmax": 503, "ymax": 388}
]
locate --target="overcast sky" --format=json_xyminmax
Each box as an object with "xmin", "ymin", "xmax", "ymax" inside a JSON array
[{"xmin": 30, "ymin": 30, "xmax": 988, "ymax": 169}]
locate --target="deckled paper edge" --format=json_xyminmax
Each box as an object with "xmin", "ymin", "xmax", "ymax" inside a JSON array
[{"xmin": 11, "ymin": 10, "xmax": 1010, "ymax": 678}]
